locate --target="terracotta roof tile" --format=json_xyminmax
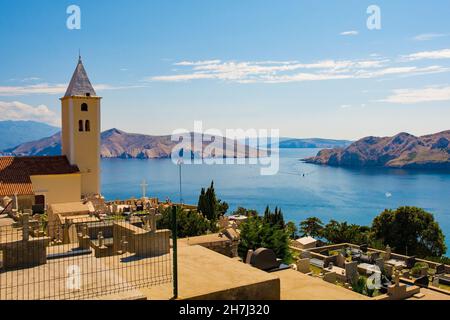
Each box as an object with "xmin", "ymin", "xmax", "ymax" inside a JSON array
[{"xmin": 0, "ymin": 156, "xmax": 79, "ymax": 196}]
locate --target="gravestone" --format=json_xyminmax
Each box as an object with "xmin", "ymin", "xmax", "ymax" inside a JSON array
[
  {"xmin": 345, "ymin": 261, "xmax": 358, "ymax": 283},
  {"xmin": 385, "ymin": 264, "xmax": 394, "ymax": 277},
  {"xmin": 336, "ymin": 253, "xmax": 346, "ymax": 268},
  {"xmin": 385, "ymin": 245, "xmax": 391, "ymax": 260},
  {"xmin": 323, "ymin": 271, "xmax": 337, "ymax": 284},
  {"xmin": 405, "ymin": 256, "xmax": 416, "ymax": 269},
  {"xmin": 296, "ymin": 258, "xmax": 311, "ymax": 274},
  {"xmin": 414, "ymin": 275, "xmax": 429, "ymax": 287},
  {"xmin": 249, "ymin": 248, "xmax": 281, "ymax": 271},
  {"xmin": 359, "ymin": 244, "xmax": 368, "ymax": 253},
  {"xmin": 432, "ymin": 276, "xmax": 440, "ymax": 288},
  {"xmin": 435, "ymin": 264, "xmax": 445, "ymax": 275},
  {"xmin": 375, "ymin": 258, "xmax": 385, "ymax": 272},
  {"xmin": 300, "ymin": 251, "xmax": 311, "ymax": 259},
  {"xmin": 371, "ymin": 252, "xmax": 380, "ymax": 260},
  {"xmin": 402, "ymin": 270, "xmax": 410, "ymax": 278},
  {"xmin": 245, "ymin": 249, "xmax": 254, "ymax": 264}
]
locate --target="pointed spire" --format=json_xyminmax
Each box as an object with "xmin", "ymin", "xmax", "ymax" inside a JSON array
[{"xmin": 64, "ymin": 56, "xmax": 97, "ymax": 97}]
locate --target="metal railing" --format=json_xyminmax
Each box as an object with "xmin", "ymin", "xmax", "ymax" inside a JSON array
[{"xmin": 0, "ymin": 213, "xmax": 172, "ymax": 300}]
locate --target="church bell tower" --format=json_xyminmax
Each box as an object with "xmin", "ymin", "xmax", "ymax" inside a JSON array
[{"xmin": 61, "ymin": 56, "xmax": 101, "ymax": 196}]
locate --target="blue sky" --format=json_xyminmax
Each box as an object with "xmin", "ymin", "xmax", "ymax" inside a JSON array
[{"xmin": 0, "ymin": 0, "xmax": 450, "ymax": 140}]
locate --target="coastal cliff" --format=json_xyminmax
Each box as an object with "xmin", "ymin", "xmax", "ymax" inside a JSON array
[
  {"xmin": 4, "ymin": 128, "xmax": 261, "ymax": 159},
  {"xmin": 303, "ymin": 131, "xmax": 450, "ymax": 169}
]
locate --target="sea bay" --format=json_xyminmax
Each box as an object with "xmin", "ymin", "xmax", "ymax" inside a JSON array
[{"xmin": 102, "ymin": 148, "xmax": 450, "ymax": 252}]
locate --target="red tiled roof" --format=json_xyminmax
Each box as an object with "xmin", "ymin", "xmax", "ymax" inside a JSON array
[{"xmin": 0, "ymin": 156, "xmax": 80, "ymax": 196}]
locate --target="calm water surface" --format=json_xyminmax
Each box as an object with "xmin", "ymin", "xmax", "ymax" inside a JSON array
[{"xmin": 102, "ymin": 149, "xmax": 450, "ymax": 251}]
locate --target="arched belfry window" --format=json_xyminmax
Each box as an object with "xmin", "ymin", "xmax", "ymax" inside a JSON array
[
  {"xmin": 78, "ymin": 120, "xmax": 84, "ymax": 132},
  {"xmin": 81, "ymin": 103, "xmax": 88, "ymax": 112},
  {"xmin": 85, "ymin": 120, "xmax": 91, "ymax": 132}
]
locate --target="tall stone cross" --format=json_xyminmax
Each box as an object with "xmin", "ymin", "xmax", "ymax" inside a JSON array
[{"xmin": 140, "ymin": 179, "xmax": 149, "ymax": 198}]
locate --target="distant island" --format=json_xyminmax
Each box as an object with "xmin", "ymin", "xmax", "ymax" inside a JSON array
[
  {"xmin": 273, "ymin": 138, "xmax": 351, "ymax": 149},
  {"xmin": 303, "ymin": 130, "xmax": 450, "ymax": 170},
  {"xmin": 2, "ymin": 127, "xmax": 262, "ymax": 159},
  {"xmin": 1, "ymin": 120, "xmax": 351, "ymax": 159}
]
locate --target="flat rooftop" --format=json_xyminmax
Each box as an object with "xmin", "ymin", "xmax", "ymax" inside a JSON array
[
  {"xmin": 141, "ymin": 245, "xmax": 280, "ymax": 300},
  {"xmin": 277, "ymin": 269, "xmax": 368, "ymax": 300}
]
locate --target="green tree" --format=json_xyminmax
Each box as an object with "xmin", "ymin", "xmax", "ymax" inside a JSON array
[
  {"xmin": 157, "ymin": 206, "xmax": 214, "ymax": 238},
  {"xmin": 197, "ymin": 181, "xmax": 229, "ymax": 221},
  {"xmin": 299, "ymin": 217, "xmax": 324, "ymax": 238},
  {"xmin": 321, "ymin": 220, "xmax": 371, "ymax": 245},
  {"xmin": 238, "ymin": 213, "xmax": 291, "ymax": 263},
  {"xmin": 372, "ymin": 206, "xmax": 447, "ymax": 257},
  {"xmin": 263, "ymin": 206, "xmax": 285, "ymax": 229},
  {"xmin": 231, "ymin": 207, "xmax": 258, "ymax": 217},
  {"xmin": 285, "ymin": 221, "xmax": 298, "ymax": 240}
]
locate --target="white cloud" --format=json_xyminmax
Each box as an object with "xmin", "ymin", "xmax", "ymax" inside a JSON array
[
  {"xmin": 0, "ymin": 83, "xmax": 143, "ymax": 97},
  {"xmin": 340, "ymin": 104, "xmax": 352, "ymax": 109},
  {"xmin": 21, "ymin": 77, "xmax": 42, "ymax": 82},
  {"xmin": 403, "ymin": 48, "xmax": 450, "ymax": 61},
  {"xmin": 147, "ymin": 53, "xmax": 449, "ymax": 84},
  {"xmin": 0, "ymin": 83, "xmax": 67, "ymax": 96},
  {"xmin": 381, "ymin": 85, "xmax": 450, "ymax": 104},
  {"xmin": 358, "ymin": 65, "xmax": 449, "ymax": 78},
  {"xmin": 0, "ymin": 101, "xmax": 60, "ymax": 126},
  {"xmin": 174, "ymin": 60, "xmax": 222, "ymax": 66},
  {"xmin": 413, "ymin": 33, "xmax": 447, "ymax": 41},
  {"xmin": 340, "ymin": 31, "xmax": 359, "ymax": 36}
]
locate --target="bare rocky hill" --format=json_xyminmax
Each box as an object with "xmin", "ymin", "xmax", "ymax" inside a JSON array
[
  {"xmin": 5, "ymin": 128, "xmax": 261, "ymax": 159},
  {"xmin": 303, "ymin": 131, "xmax": 450, "ymax": 169}
]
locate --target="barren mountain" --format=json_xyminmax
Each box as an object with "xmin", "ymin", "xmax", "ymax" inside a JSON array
[
  {"xmin": 303, "ymin": 131, "xmax": 450, "ymax": 169},
  {"xmin": 4, "ymin": 128, "xmax": 262, "ymax": 159}
]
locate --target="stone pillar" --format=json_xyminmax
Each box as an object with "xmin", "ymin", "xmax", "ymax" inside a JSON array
[
  {"xmin": 95, "ymin": 231, "xmax": 109, "ymax": 258},
  {"xmin": 98, "ymin": 232, "xmax": 104, "ymax": 247},
  {"xmin": 120, "ymin": 236, "xmax": 128, "ymax": 254},
  {"xmin": 22, "ymin": 213, "xmax": 30, "ymax": 241},
  {"xmin": 78, "ymin": 224, "xmax": 91, "ymax": 250},
  {"xmin": 245, "ymin": 250, "xmax": 254, "ymax": 264},
  {"xmin": 385, "ymin": 245, "xmax": 391, "ymax": 260},
  {"xmin": 394, "ymin": 271, "xmax": 400, "ymax": 287},
  {"xmin": 149, "ymin": 209, "xmax": 157, "ymax": 233}
]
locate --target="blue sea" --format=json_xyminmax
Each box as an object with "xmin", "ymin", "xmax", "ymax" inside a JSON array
[{"xmin": 101, "ymin": 149, "xmax": 450, "ymax": 252}]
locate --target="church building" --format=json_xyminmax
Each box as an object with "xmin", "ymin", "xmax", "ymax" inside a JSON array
[{"xmin": 0, "ymin": 57, "xmax": 101, "ymax": 212}]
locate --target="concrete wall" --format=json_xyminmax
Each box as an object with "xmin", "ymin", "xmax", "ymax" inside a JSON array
[
  {"xmin": 189, "ymin": 279, "xmax": 280, "ymax": 300},
  {"xmin": 30, "ymin": 174, "xmax": 81, "ymax": 206}
]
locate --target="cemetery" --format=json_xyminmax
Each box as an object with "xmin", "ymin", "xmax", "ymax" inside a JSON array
[
  {"xmin": 1, "ymin": 184, "xmax": 449, "ymax": 301},
  {"xmin": 0, "ymin": 195, "xmax": 282, "ymax": 300},
  {"xmin": 289, "ymin": 241, "xmax": 450, "ymax": 300},
  {"xmin": 0, "ymin": 204, "xmax": 172, "ymax": 300}
]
